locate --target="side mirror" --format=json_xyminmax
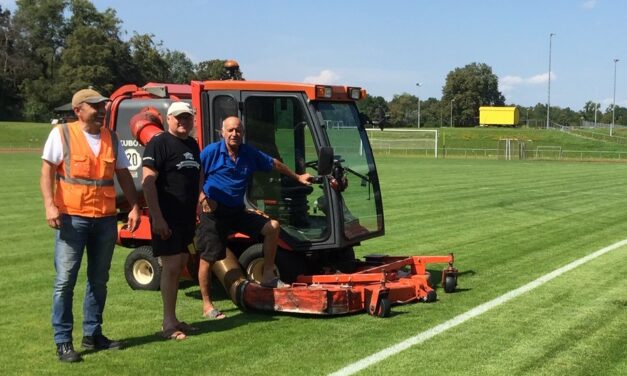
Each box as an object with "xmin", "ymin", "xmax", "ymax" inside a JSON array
[
  {"xmin": 359, "ymin": 112, "xmax": 371, "ymax": 126},
  {"xmin": 375, "ymin": 107, "xmax": 387, "ymax": 130},
  {"xmin": 317, "ymin": 146, "xmax": 334, "ymax": 176}
]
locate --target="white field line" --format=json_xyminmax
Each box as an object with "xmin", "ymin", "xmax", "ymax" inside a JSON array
[{"xmin": 329, "ymin": 239, "xmax": 627, "ymax": 376}]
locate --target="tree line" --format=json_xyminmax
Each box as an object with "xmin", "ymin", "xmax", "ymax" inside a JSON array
[
  {"xmin": 0, "ymin": 0, "xmax": 242, "ymax": 122},
  {"xmin": 358, "ymin": 62, "xmax": 626, "ymax": 128},
  {"xmin": 1, "ymin": 1, "xmax": 625, "ymax": 127}
]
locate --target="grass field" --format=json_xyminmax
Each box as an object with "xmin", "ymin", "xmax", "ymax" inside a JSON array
[
  {"xmin": 1, "ymin": 151, "xmax": 626, "ymax": 375},
  {"xmin": 4, "ymin": 120, "xmax": 627, "ymax": 154}
]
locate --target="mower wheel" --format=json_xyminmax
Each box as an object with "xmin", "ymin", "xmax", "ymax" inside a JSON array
[
  {"xmin": 425, "ymin": 290, "xmax": 437, "ymax": 303},
  {"xmin": 239, "ymin": 244, "xmax": 279, "ymax": 283},
  {"xmin": 375, "ymin": 298, "xmax": 391, "ymax": 318},
  {"xmin": 444, "ymin": 275, "xmax": 457, "ymax": 293},
  {"xmin": 124, "ymin": 246, "xmax": 161, "ymax": 290},
  {"xmin": 365, "ymin": 294, "xmax": 391, "ymax": 318}
]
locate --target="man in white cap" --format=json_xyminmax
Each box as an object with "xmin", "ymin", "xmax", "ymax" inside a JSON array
[
  {"xmin": 40, "ymin": 88, "xmax": 141, "ymax": 362},
  {"xmin": 142, "ymin": 101, "xmax": 201, "ymax": 341}
]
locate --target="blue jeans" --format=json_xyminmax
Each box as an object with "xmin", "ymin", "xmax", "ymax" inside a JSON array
[{"xmin": 52, "ymin": 214, "xmax": 117, "ymax": 344}]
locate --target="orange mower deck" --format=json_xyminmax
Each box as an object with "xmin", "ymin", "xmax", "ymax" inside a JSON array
[{"xmin": 237, "ymin": 254, "xmax": 459, "ymax": 317}]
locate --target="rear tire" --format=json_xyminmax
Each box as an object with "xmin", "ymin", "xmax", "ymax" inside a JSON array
[{"xmin": 124, "ymin": 246, "xmax": 161, "ymax": 290}]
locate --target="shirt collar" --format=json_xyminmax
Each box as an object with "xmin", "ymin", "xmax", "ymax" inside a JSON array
[{"xmin": 219, "ymin": 140, "xmax": 245, "ymax": 156}]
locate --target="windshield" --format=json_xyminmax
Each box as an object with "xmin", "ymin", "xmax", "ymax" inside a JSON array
[{"xmin": 315, "ymin": 102, "xmax": 383, "ymax": 239}]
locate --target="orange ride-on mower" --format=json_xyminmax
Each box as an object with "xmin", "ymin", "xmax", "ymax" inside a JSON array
[{"xmin": 112, "ymin": 72, "xmax": 460, "ymax": 317}]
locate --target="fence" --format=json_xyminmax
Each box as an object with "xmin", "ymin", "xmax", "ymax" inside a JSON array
[{"xmin": 371, "ymin": 145, "xmax": 627, "ymax": 161}]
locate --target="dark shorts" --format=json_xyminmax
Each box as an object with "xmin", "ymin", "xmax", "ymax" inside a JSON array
[
  {"xmin": 151, "ymin": 223, "xmax": 195, "ymax": 257},
  {"xmin": 195, "ymin": 202, "xmax": 270, "ymax": 262}
]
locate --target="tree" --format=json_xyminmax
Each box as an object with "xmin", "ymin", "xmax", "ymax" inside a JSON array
[
  {"xmin": 387, "ymin": 93, "xmax": 418, "ymax": 127},
  {"xmin": 129, "ymin": 32, "xmax": 169, "ymax": 84},
  {"xmin": 581, "ymin": 101, "xmax": 601, "ymax": 122},
  {"xmin": 12, "ymin": 0, "xmax": 67, "ymax": 120},
  {"xmin": 606, "ymin": 105, "xmax": 627, "ymax": 125},
  {"xmin": 0, "ymin": 5, "xmax": 23, "ymax": 119},
  {"xmin": 195, "ymin": 59, "xmax": 243, "ymax": 80},
  {"xmin": 418, "ymin": 98, "xmax": 445, "ymax": 128},
  {"xmin": 357, "ymin": 94, "xmax": 388, "ymax": 124},
  {"xmin": 550, "ymin": 106, "xmax": 581, "ymax": 127},
  {"xmin": 442, "ymin": 62, "xmax": 505, "ymax": 127},
  {"xmin": 12, "ymin": 0, "xmax": 66, "ymax": 81},
  {"xmin": 164, "ymin": 50, "xmax": 195, "ymax": 83},
  {"xmin": 56, "ymin": 1, "xmax": 121, "ymax": 97}
]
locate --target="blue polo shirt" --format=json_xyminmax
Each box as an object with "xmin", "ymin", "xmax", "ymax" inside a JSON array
[{"xmin": 200, "ymin": 141, "xmax": 274, "ymax": 207}]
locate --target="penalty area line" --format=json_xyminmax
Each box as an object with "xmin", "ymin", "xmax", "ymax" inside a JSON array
[{"xmin": 328, "ymin": 239, "xmax": 627, "ymax": 376}]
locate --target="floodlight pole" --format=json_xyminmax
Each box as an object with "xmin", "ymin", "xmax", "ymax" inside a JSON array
[
  {"xmin": 546, "ymin": 33, "xmax": 555, "ymax": 130},
  {"xmin": 594, "ymin": 102, "xmax": 598, "ymax": 127},
  {"xmin": 611, "ymin": 58, "xmax": 619, "ymax": 136},
  {"xmin": 416, "ymin": 83, "xmax": 422, "ymax": 128},
  {"xmin": 450, "ymin": 99, "xmax": 455, "ymax": 127}
]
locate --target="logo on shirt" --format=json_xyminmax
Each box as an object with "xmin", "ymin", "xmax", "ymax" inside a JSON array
[{"xmin": 176, "ymin": 152, "xmax": 200, "ymax": 170}]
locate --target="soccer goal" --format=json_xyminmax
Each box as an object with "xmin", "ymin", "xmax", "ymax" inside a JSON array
[
  {"xmin": 367, "ymin": 129, "xmax": 439, "ymax": 158},
  {"xmin": 535, "ymin": 145, "xmax": 562, "ymax": 159}
]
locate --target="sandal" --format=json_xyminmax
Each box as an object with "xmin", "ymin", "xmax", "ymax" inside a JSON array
[
  {"xmin": 203, "ymin": 309, "xmax": 226, "ymax": 320},
  {"xmin": 176, "ymin": 321, "xmax": 198, "ymax": 333},
  {"xmin": 160, "ymin": 328, "xmax": 187, "ymax": 341}
]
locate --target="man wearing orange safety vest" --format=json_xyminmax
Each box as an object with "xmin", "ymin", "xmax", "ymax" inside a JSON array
[{"xmin": 40, "ymin": 88, "xmax": 141, "ymax": 363}]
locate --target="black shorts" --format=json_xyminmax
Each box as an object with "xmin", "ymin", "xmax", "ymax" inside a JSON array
[
  {"xmin": 151, "ymin": 223, "xmax": 195, "ymax": 257},
  {"xmin": 195, "ymin": 203, "xmax": 270, "ymax": 262}
]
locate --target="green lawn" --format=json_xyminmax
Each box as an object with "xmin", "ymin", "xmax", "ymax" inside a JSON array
[
  {"xmin": 1, "ymin": 152, "xmax": 626, "ymax": 375},
  {"xmin": 3, "ymin": 120, "xmax": 627, "ymax": 153},
  {"xmin": 367, "ymin": 127, "xmax": 627, "ymax": 158},
  {"xmin": 0, "ymin": 121, "xmax": 53, "ymax": 149}
]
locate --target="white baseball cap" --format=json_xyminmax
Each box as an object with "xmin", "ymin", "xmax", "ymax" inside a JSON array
[{"xmin": 167, "ymin": 102, "xmax": 194, "ymax": 116}]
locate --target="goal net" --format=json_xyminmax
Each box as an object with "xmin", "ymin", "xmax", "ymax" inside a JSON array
[{"xmin": 366, "ymin": 129, "xmax": 439, "ymax": 158}]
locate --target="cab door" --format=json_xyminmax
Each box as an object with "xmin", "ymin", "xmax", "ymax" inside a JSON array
[
  {"xmin": 199, "ymin": 90, "xmax": 240, "ymax": 146},
  {"xmin": 241, "ymin": 92, "xmax": 336, "ymax": 250}
]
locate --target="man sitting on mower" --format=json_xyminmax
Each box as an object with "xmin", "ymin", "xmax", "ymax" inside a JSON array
[{"xmin": 196, "ymin": 116, "xmax": 313, "ymax": 314}]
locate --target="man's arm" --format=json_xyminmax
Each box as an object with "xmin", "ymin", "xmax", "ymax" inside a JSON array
[
  {"xmin": 40, "ymin": 160, "xmax": 60, "ymax": 229},
  {"xmin": 197, "ymin": 168, "xmax": 206, "ymax": 215},
  {"xmin": 273, "ymin": 159, "xmax": 312, "ymax": 186},
  {"xmin": 142, "ymin": 166, "xmax": 171, "ymax": 240},
  {"xmin": 115, "ymin": 168, "xmax": 141, "ymax": 232}
]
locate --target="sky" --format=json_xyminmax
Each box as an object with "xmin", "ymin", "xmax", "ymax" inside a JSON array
[{"xmin": 2, "ymin": 0, "xmax": 626, "ymax": 111}]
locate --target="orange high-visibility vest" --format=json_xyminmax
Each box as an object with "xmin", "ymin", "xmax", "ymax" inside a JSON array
[{"xmin": 54, "ymin": 121, "xmax": 119, "ymax": 217}]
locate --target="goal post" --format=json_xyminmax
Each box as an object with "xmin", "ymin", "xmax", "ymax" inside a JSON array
[{"xmin": 366, "ymin": 128, "xmax": 439, "ymax": 158}]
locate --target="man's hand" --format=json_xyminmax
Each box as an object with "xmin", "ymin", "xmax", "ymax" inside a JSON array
[
  {"xmin": 127, "ymin": 204, "xmax": 141, "ymax": 232},
  {"xmin": 152, "ymin": 215, "xmax": 172, "ymax": 240},
  {"xmin": 273, "ymin": 159, "xmax": 313, "ymax": 186},
  {"xmin": 41, "ymin": 160, "xmax": 60, "ymax": 229},
  {"xmin": 297, "ymin": 173, "xmax": 314, "ymax": 186},
  {"xmin": 45, "ymin": 204, "xmax": 61, "ymax": 229}
]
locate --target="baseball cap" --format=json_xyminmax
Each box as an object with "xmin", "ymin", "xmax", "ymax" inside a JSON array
[
  {"xmin": 71, "ymin": 88, "xmax": 109, "ymax": 107},
  {"xmin": 167, "ymin": 102, "xmax": 194, "ymax": 117}
]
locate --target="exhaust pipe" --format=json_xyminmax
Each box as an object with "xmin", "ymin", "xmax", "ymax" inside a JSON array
[
  {"xmin": 129, "ymin": 107, "xmax": 164, "ymax": 146},
  {"xmin": 212, "ymin": 249, "xmax": 249, "ymax": 310}
]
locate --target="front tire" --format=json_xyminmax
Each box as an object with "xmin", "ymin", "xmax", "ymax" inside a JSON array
[
  {"xmin": 238, "ymin": 244, "xmax": 279, "ymax": 283},
  {"xmin": 124, "ymin": 246, "xmax": 161, "ymax": 290},
  {"xmin": 444, "ymin": 275, "xmax": 457, "ymax": 293}
]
